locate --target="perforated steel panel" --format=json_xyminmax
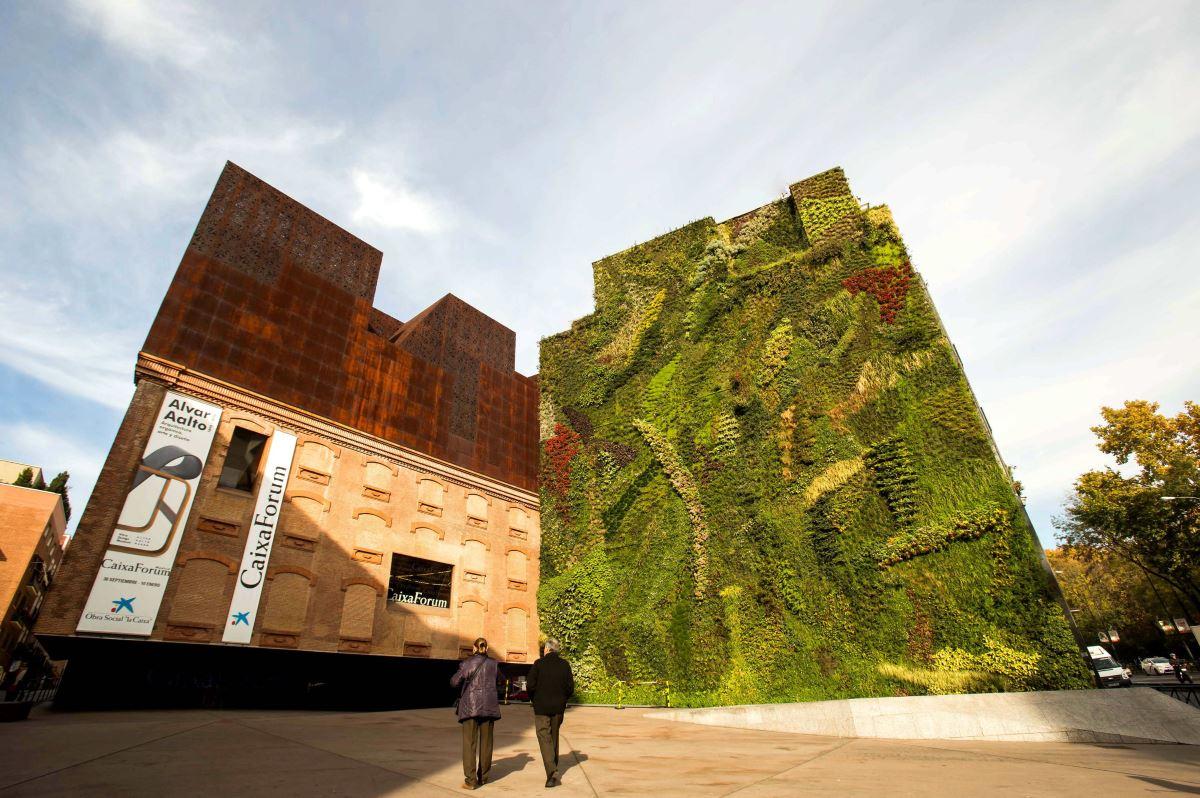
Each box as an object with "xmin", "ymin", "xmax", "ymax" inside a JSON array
[{"xmin": 143, "ymin": 162, "xmax": 539, "ymax": 491}]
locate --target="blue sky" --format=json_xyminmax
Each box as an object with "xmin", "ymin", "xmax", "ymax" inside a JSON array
[{"xmin": 2, "ymin": 1, "xmax": 1197, "ymax": 544}]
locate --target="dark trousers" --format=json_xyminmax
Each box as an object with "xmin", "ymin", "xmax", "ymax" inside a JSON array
[
  {"xmin": 535, "ymin": 712, "xmax": 564, "ymax": 778},
  {"xmin": 461, "ymin": 717, "xmax": 495, "ymax": 785}
]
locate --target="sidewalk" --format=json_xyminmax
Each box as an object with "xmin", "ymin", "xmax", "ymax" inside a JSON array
[{"xmin": 2, "ymin": 704, "xmax": 1199, "ymax": 796}]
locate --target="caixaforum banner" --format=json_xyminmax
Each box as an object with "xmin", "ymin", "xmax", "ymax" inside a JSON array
[
  {"xmin": 76, "ymin": 391, "xmax": 222, "ymax": 635},
  {"xmin": 223, "ymin": 430, "xmax": 296, "ymax": 644}
]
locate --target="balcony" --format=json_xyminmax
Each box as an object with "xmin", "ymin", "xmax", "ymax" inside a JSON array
[{"xmin": 5, "ymin": 619, "xmax": 27, "ymax": 646}]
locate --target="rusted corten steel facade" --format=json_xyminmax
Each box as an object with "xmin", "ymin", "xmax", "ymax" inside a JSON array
[
  {"xmin": 144, "ymin": 162, "xmax": 538, "ymax": 492},
  {"xmin": 37, "ymin": 163, "xmax": 541, "ymax": 696}
]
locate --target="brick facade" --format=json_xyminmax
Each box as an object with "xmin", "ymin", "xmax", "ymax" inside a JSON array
[
  {"xmin": 55, "ymin": 368, "xmax": 540, "ymax": 660},
  {"xmin": 0, "ymin": 484, "xmax": 66, "ymax": 684}
]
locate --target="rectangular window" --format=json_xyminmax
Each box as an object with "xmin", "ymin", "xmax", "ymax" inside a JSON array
[
  {"xmin": 388, "ymin": 554, "xmax": 453, "ymax": 609},
  {"xmin": 219, "ymin": 427, "xmax": 269, "ymax": 492}
]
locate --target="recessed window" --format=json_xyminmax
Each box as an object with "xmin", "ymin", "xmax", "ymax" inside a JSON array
[
  {"xmin": 388, "ymin": 554, "xmax": 453, "ymax": 609},
  {"xmin": 219, "ymin": 427, "xmax": 269, "ymax": 492}
]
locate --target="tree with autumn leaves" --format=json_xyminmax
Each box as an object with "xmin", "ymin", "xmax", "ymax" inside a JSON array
[
  {"xmin": 1045, "ymin": 546, "xmax": 1192, "ymax": 657},
  {"xmin": 1056, "ymin": 400, "xmax": 1200, "ymax": 620}
]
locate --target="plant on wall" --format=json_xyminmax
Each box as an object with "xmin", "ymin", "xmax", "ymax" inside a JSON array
[
  {"xmin": 538, "ymin": 167, "xmax": 1089, "ymax": 707},
  {"xmin": 633, "ymin": 418, "xmax": 710, "ymax": 596},
  {"xmin": 543, "ymin": 423, "xmax": 582, "ymax": 504},
  {"xmin": 842, "ymin": 261, "xmax": 915, "ymax": 324}
]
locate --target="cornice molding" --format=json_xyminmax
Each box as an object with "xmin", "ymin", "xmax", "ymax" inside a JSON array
[{"xmin": 135, "ymin": 352, "xmax": 540, "ymax": 508}]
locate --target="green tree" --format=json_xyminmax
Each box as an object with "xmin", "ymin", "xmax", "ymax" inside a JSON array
[
  {"xmin": 32, "ymin": 471, "xmax": 46, "ymax": 490},
  {"xmin": 12, "ymin": 467, "xmax": 34, "ymax": 487},
  {"xmin": 1046, "ymin": 546, "xmax": 1183, "ymax": 657},
  {"xmin": 1056, "ymin": 400, "xmax": 1200, "ymax": 614},
  {"xmin": 48, "ymin": 470, "xmax": 71, "ymax": 523}
]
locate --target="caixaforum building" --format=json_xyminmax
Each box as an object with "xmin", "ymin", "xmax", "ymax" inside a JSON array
[{"xmin": 36, "ymin": 163, "xmax": 541, "ymax": 707}]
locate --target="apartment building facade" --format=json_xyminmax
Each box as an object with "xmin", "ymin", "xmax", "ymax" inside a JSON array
[{"xmin": 0, "ymin": 475, "xmax": 66, "ymax": 695}]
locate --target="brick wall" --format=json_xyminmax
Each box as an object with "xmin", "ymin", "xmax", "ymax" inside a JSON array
[
  {"xmin": 163, "ymin": 392, "xmax": 539, "ymax": 659},
  {"xmin": 0, "ymin": 487, "xmax": 64, "ymax": 615}
]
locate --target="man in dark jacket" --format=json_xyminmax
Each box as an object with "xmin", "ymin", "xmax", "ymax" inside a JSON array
[
  {"xmin": 451, "ymin": 637, "xmax": 502, "ymax": 790},
  {"xmin": 526, "ymin": 638, "xmax": 574, "ymax": 788}
]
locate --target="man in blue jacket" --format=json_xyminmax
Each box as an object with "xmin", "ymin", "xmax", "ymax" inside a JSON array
[{"xmin": 526, "ymin": 638, "xmax": 574, "ymax": 788}]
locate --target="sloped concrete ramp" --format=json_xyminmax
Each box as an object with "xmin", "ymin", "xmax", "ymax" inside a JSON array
[{"xmin": 645, "ymin": 688, "xmax": 1200, "ymax": 744}]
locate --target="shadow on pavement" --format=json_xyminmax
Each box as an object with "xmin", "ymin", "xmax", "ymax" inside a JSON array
[
  {"xmin": 490, "ymin": 751, "xmax": 535, "ymax": 781},
  {"xmin": 561, "ymin": 750, "xmax": 589, "ymax": 777},
  {"xmin": 1131, "ymin": 775, "xmax": 1200, "ymax": 794}
]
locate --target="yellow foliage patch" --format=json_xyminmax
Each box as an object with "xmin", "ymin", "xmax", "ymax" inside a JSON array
[
  {"xmin": 802, "ymin": 457, "xmax": 864, "ymax": 507},
  {"xmin": 780, "ymin": 403, "xmax": 797, "ymax": 479},
  {"xmin": 597, "ymin": 288, "xmax": 666, "ymax": 366},
  {"xmin": 877, "ymin": 662, "xmax": 997, "ymax": 695},
  {"xmin": 830, "ymin": 348, "xmax": 940, "ymax": 429}
]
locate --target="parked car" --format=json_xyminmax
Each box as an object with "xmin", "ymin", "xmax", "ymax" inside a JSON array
[
  {"xmin": 1089, "ymin": 654, "xmax": 1132, "ymax": 688},
  {"xmin": 1141, "ymin": 657, "xmax": 1175, "ymax": 675},
  {"xmin": 504, "ymin": 675, "xmax": 529, "ymax": 702}
]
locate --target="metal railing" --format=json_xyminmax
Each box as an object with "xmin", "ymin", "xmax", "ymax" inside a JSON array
[
  {"xmin": 499, "ymin": 679, "xmax": 672, "ymax": 708},
  {"xmin": 2, "ymin": 687, "xmax": 57, "ymax": 705},
  {"xmin": 18, "ymin": 687, "xmax": 56, "ymax": 705},
  {"xmin": 1150, "ymin": 683, "xmax": 1200, "ymax": 708}
]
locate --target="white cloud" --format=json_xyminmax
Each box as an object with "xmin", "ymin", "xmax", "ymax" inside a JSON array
[
  {"xmin": 867, "ymin": 3, "xmax": 1200, "ymax": 294},
  {"xmin": 983, "ymin": 318, "xmax": 1199, "ymax": 532},
  {"xmin": 351, "ymin": 170, "xmax": 449, "ymax": 235},
  {"xmin": 63, "ymin": 0, "xmax": 236, "ymax": 71},
  {"xmin": 18, "ymin": 117, "xmax": 346, "ymax": 227},
  {"xmin": 0, "ymin": 288, "xmax": 134, "ymax": 410}
]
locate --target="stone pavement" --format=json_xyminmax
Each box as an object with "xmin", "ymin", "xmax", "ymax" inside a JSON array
[{"xmin": 2, "ymin": 704, "xmax": 1200, "ymax": 796}]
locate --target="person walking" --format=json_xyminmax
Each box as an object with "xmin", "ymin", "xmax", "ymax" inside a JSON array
[
  {"xmin": 527, "ymin": 638, "xmax": 574, "ymax": 788},
  {"xmin": 452, "ymin": 637, "xmax": 501, "ymax": 790}
]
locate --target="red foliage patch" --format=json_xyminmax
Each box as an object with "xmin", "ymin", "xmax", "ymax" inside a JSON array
[
  {"xmin": 842, "ymin": 261, "xmax": 914, "ymax": 324},
  {"xmin": 543, "ymin": 423, "xmax": 583, "ymax": 501}
]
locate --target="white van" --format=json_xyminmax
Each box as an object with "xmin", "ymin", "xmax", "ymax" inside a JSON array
[{"xmin": 1087, "ymin": 645, "xmax": 1132, "ymax": 688}]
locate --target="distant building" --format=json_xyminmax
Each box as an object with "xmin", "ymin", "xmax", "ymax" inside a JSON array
[
  {"xmin": 0, "ymin": 472, "xmax": 66, "ymax": 694},
  {"xmin": 0, "ymin": 460, "xmax": 43, "ymax": 487},
  {"xmin": 36, "ymin": 163, "xmax": 540, "ymax": 708}
]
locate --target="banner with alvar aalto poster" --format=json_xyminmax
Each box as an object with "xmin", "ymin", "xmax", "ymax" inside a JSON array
[{"xmin": 76, "ymin": 391, "xmax": 222, "ymax": 636}]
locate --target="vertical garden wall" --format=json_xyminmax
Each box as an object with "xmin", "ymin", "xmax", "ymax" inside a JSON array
[{"xmin": 538, "ymin": 168, "xmax": 1089, "ymax": 706}]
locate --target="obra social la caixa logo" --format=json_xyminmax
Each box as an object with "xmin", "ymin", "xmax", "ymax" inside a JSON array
[{"xmin": 111, "ymin": 596, "xmax": 136, "ymax": 613}]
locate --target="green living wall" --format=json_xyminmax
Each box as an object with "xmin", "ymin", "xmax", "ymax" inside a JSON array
[{"xmin": 537, "ymin": 168, "xmax": 1090, "ymax": 706}]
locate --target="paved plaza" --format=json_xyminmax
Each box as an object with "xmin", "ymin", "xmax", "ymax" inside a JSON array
[{"xmin": 2, "ymin": 705, "xmax": 1200, "ymax": 796}]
